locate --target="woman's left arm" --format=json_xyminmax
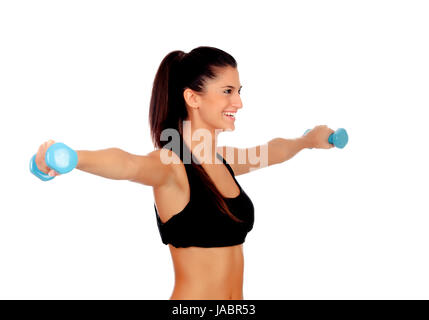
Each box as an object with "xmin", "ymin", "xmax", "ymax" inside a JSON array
[
  {"xmin": 217, "ymin": 125, "xmax": 335, "ymax": 176},
  {"xmin": 217, "ymin": 137, "xmax": 312, "ymax": 176}
]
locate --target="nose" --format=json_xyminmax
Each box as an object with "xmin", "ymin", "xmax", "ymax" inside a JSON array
[{"xmin": 232, "ymin": 94, "xmax": 243, "ymax": 110}]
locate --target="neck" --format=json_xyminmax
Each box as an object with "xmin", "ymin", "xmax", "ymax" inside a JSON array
[{"xmin": 182, "ymin": 120, "xmax": 221, "ymax": 165}]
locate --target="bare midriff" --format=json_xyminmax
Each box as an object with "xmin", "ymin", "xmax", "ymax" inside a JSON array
[{"xmin": 168, "ymin": 244, "xmax": 244, "ymax": 300}]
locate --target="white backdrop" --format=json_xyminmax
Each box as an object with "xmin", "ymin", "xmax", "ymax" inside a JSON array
[{"xmin": 1, "ymin": 0, "xmax": 428, "ymax": 299}]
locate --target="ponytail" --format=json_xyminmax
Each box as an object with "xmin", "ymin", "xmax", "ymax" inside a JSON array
[{"xmin": 149, "ymin": 50, "xmax": 186, "ymax": 149}]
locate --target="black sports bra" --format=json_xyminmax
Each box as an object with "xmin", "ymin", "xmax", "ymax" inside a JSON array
[{"xmin": 154, "ymin": 137, "xmax": 254, "ymax": 248}]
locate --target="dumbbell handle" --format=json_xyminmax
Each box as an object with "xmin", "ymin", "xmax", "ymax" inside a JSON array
[
  {"xmin": 303, "ymin": 128, "xmax": 348, "ymax": 149},
  {"xmin": 29, "ymin": 142, "xmax": 78, "ymax": 181}
]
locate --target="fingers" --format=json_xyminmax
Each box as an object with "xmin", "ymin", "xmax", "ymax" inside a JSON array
[
  {"xmin": 48, "ymin": 170, "xmax": 60, "ymax": 177},
  {"xmin": 44, "ymin": 140, "xmax": 55, "ymax": 149},
  {"xmin": 36, "ymin": 140, "xmax": 57, "ymax": 174}
]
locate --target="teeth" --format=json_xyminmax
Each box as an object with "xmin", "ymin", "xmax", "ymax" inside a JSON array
[{"xmin": 223, "ymin": 112, "xmax": 235, "ymax": 118}]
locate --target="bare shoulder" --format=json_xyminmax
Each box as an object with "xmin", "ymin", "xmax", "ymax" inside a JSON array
[
  {"xmin": 130, "ymin": 148, "xmax": 183, "ymax": 187},
  {"xmin": 146, "ymin": 148, "xmax": 183, "ymax": 168}
]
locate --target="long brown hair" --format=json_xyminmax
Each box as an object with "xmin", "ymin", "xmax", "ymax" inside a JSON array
[{"xmin": 149, "ymin": 46, "xmax": 243, "ymax": 223}]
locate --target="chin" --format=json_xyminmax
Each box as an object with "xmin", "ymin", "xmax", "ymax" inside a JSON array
[
  {"xmin": 218, "ymin": 123, "xmax": 235, "ymax": 132},
  {"xmin": 213, "ymin": 121, "xmax": 235, "ymax": 133}
]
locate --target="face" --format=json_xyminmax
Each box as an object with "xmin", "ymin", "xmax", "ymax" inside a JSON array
[{"xmin": 184, "ymin": 66, "xmax": 243, "ymax": 132}]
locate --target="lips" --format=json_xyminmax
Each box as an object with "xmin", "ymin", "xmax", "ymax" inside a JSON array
[{"xmin": 223, "ymin": 112, "xmax": 235, "ymax": 121}]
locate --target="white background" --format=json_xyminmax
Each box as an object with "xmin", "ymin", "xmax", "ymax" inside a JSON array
[{"xmin": 1, "ymin": 0, "xmax": 428, "ymax": 299}]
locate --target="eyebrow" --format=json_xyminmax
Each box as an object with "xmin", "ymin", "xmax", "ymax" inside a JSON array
[{"xmin": 222, "ymin": 85, "xmax": 243, "ymax": 90}]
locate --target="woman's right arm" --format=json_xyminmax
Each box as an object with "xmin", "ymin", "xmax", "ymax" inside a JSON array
[
  {"xmin": 77, "ymin": 148, "xmax": 175, "ymax": 187},
  {"xmin": 36, "ymin": 140, "xmax": 174, "ymax": 187}
]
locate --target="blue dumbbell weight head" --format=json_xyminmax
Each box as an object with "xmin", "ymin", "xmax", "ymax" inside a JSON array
[
  {"xmin": 29, "ymin": 142, "xmax": 78, "ymax": 181},
  {"xmin": 303, "ymin": 128, "xmax": 348, "ymax": 149},
  {"xmin": 29, "ymin": 154, "xmax": 54, "ymax": 181}
]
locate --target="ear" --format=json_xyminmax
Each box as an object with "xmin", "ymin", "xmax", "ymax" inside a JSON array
[{"xmin": 183, "ymin": 88, "xmax": 200, "ymax": 110}]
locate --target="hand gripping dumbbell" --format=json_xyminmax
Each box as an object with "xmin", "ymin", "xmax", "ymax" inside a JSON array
[
  {"xmin": 303, "ymin": 128, "xmax": 349, "ymax": 149},
  {"xmin": 29, "ymin": 142, "xmax": 78, "ymax": 181}
]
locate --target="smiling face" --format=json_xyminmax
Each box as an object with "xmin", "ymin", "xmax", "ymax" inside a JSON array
[{"xmin": 184, "ymin": 66, "xmax": 243, "ymax": 132}]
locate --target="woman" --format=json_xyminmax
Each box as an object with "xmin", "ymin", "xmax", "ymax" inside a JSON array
[{"xmin": 36, "ymin": 46, "xmax": 335, "ymax": 300}]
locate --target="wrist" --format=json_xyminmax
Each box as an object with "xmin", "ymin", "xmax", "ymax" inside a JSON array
[
  {"xmin": 76, "ymin": 150, "xmax": 86, "ymax": 170},
  {"xmin": 299, "ymin": 136, "xmax": 314, "ymax": 149}
]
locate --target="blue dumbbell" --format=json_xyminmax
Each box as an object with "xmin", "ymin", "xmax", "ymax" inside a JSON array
[
  {"xmin": 303, "ymin": 128, "xmax": 349, "ymax": 149},
  {"xmin": 29, "ymin": 142, "xmax": 78, "ymax": 181}
]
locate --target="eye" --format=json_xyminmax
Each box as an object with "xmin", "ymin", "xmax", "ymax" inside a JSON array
[{"xmin": 224, "ymin": 89, "xmax": 242, "ymax": 95}]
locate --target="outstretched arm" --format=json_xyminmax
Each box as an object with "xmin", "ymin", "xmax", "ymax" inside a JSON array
[
  {"xmin": 217, "ymin": 125, "xmax": 335, "ymax": 176},
  {"xmin": 217, "ymin": 137, "xmax": 311, "ymax": 176},
  {"xmin": 35, "ymin": 140, "xmax": 175, "ymax": 187},
  {"xmin": 76, "ymin": 148, "xmax": 174, "ymax": 187}
]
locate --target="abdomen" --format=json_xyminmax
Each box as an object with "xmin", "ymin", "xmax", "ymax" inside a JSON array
[{"xmin": 168, "ymin": 244, "xmax": 244, "ymax": 300}]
